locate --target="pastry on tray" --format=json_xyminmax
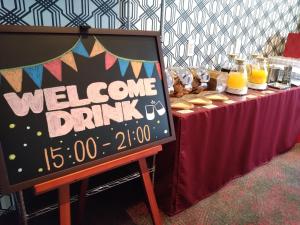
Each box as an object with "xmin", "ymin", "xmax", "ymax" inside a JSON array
[
  {"xmin": 204, "ymin": 94, "xmax": 229, "ymax": 101},
  {"xmin": 182, "ymin": 94, "xmax": 212, "ymax": 105},
  {"xmin": 170, "ymin": 98, "xmax": 194, "ymax": 110}
]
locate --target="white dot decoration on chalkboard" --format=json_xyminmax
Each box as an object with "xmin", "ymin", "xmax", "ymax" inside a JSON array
[
  {"xmin": 134, "ymin": 138, "xmax": 136, "ymax": 141},
  {"xmin": 26, "ymin": 126, "xmax": 30, "ymax": 130},
  {"xmin": 23, "ymin": 143, "xmax": 27, "ymax": 147},
  {"xmin": 110, "ymin": 128, "xmax": 114, "ymax": 131},
  {"xmin": 164, "ymin": 130, "xmax": 168, "ymax": 134},
  {"xmin": 72, "ymin": 162, "xmax": 75, "ymax": 165},
  {"xmin": 18, "ymin": 168, "xmax": 23, "ymax": 173},
  {"xmin": 37, "ymin": 131, "xmax": 42, "ymax": 136},
  {"xmin": 9, "ymin": 154, "xmax": 16, "ymax": 160},
  {"xmin": 69, "ymin": 155, "xmax": 72, "ymax": 158},
  {"xmin": 38, "ymin": 168, "xmax": 43, "ymax": 173},
  {"xmin": 96, "ymin": 137, "xmax": 99, "ymax": 139},
  {"xmin": 67, "ymin": 147, "xmax": 70, "ymax": 150},
  {"xmin": 132, "ymin": 131, "xmax": 135, "ymax": 134},
  {"xmin": 74, "ymin": 134, "xmax": 77, "ymax": 137},
  {"xmin": 153, "ymin": 127, "xmax": 156, "ymax": 129},
  {"xmin": 102, "ymin": 152, "xmax": 105, "ymax": 155},
  {"xmin": 157, "ymin": 120, "xmax": 160, "ymax": 124},
  {"xmin": 9, "ymin": 123, "xmax": 16, "ymax": 129},
  {"xmin": 136, "ymin": 121, "xmax": 139, "ymax": 124},
  {"xmin": 60, "ymin": 140, "xmax": 63, "ymax": 143},
  {"xmin": 125, "ymin": 123, "xmax": 127, "ymax": 126}
]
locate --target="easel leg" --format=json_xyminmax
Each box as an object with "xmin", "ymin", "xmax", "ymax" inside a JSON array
[
  {"xmin": 59, "ymin": 185, "xmax": 71, "ymax": 225},
  {"xmin": 77, "ymin": 179, "xmax": 89, "ymax": 225},
  {"xmin": 16, "ymin": 191, "xmax": 28, "ymax": 225},
  {"xmin": 138, "ymin": 158, "xmax": 162, "ymax": 225}
]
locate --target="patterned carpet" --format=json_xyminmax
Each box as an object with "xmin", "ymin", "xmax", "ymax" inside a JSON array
[
  {"xmin": 1, "ymin": 145, "xmax": 300, "ymax": 225},
  {"xmin": 127, "ymin": 144, "xmax": 300, "ymax": 225}
]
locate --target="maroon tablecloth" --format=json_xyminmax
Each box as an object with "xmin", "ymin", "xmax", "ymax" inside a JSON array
[{"xmin": 156, "ymin": 87, "xmax": 300, "ymax": 216}]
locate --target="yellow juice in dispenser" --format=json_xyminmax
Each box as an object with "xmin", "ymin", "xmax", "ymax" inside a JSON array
[
  {"xmin": 248, "ymin": 56, "xmax": 268, "ymax": 90},
  {"xmin": 226, "ymin": 58, "xmax": 248, "ymax": 95},
  {"xmin": 249, "ymin": 69, "xmax": 267, "ymax": 84},
  {"xmin": 227, "ymin": 72, "xmax": 247, "ymax": 89}
]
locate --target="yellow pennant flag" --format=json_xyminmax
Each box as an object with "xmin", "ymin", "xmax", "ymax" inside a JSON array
[
  {"xmin": 61, "ymin": 52, "xmax": 78, "ymax": 72},
  {"xmin": 131, "ymin": 61, "xmax": 143, "ymax": 79},
  {"xmin": 90, "ymin": 40, "xmax": 105, "ymax": 57},
  {"xmin": 0, "ymin": 68, "xmax": 23, "ymax": 92}
]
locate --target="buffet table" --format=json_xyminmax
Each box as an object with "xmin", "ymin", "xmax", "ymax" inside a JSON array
[{"xmin": 155, "ymin": 87, "xmax": 300, "ymax": 216}]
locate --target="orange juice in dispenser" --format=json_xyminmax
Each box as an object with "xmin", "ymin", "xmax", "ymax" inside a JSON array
[
  {"xmin": 248, "ymin": 56, "xmax": 268, "ymax": 90},
  {"xmin": 226, "ymin": 58, "xmax": 248, "ymax": 95}
]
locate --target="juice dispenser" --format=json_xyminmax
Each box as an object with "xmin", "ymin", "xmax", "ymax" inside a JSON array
[
  {"xmin": 248, "ymin": 56, "xmax": 268, "ymax": 90},
  {"xmin": 226, "ymin": 58, "xmax": 248, "ymax": 95}
]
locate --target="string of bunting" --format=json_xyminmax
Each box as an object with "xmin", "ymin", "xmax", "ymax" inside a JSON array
[
  {"xmin": 90, "ymin": 36, "xmax": 162, "ymax": 79},
  {"xmin": 0, "ymin": 37, "xmax": 162, "ymax": 93}
]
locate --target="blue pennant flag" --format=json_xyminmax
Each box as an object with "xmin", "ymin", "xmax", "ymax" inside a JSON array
[
  {"xmin": 24, "ymin": 65, "xmax": 43, "ymax": 88},
  {"xmin": 72, "ymin": 40, "xmax": 89, "ymax": 58},
  {"xmin": 143, "ymin": 62, "xmax": 155, "ymax": 77},
  {"xmin": 118, "ymin": 59, "xmax": 129, "ymax": 77}
]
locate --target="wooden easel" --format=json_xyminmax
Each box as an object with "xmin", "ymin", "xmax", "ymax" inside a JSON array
[{"xmin": 34, "ymin": 145, "xmax": 162, "ymax": 225}]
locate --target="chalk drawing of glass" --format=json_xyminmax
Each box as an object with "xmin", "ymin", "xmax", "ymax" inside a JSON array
[
  {"xmin": 145, "ymin": 105, "xmax": 155, "ymax": 120},
  {"xmin": 155, "ymin": 101, "xmax": 166, "ymax": 116}
]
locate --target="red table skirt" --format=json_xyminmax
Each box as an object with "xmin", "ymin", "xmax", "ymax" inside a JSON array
[{"xmin": 156, "ymin": 87, "xmax": 300, "ymax": 216}]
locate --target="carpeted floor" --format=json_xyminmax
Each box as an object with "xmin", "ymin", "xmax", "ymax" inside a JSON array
[
  {"xmin": 1, "ymin": 144, "xmax": 300, "ymax": 225},
  {"xmin": 128, "ymin": 144, "xmax": 300, "ymax": 225}
]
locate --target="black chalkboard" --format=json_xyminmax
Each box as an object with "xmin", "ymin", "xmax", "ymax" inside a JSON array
[{"xmin": 0, "ymin": 26, "xmax": 175, "ymax": 193}]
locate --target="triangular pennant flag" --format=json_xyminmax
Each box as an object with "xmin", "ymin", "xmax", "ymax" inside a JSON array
[
  {"xmin": 61, "ymin": 52, "xmax": 78, "ymax": 72},
  {"xmin": 0, "ymin": 68, "xmax": 23, "ymax": 92},
  {"xmin": 72, "ymin": 40, "xmax": 89, "ymax": 58},
  {"xmin": 131, "ymin": 61, "xmax": 143, "ymax": 79},
  {"xmin": 90, "ymin": 40, "xmax": 105, "ymax": 57},
  {"xmin": 118, "ymin": 59, "xmax": 129, "ymax": 77},
  {"xmin": 156, "ymin": 62, "xmax": 162, "ymax": 79},
  {"xmin": 24, "ymin": 65, "xmax": 43, "ymax": 88},
  {"xmin": 143, "ymin": 62, "xmax": 155, "ymax": 78},
  {"xmin": 105, "ymin": 52, "xmax": 117, "ymax": 70},
  {"xmin": 44, "ymin": 59, "xmax": 62, "ymax": 81}
]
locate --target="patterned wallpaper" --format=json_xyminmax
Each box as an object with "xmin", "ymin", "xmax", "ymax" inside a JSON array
[
  {"xmin": 0, "ymin": 0, "xmax": 299, "ymax": 68},
  {"xmin": 0, "ymin": 0, "xmax": 299, "ymax": 215}
]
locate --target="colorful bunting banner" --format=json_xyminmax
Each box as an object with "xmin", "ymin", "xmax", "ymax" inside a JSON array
[
  {"xmin": 61, "ymin": 52, "xmax": 78, "ymax": 72},
  {"xmin": 156, "ymin": 62, "xmax": 162, "ymax": 80},
  {"xmin": 118, "ymin": 59, "xmax": 130, "ymax": 77},
  {"xmin": 24, "ymin": 65, "xmax": 44, "ymax": 88},
  {"xmin": 131, "ymin": 61, "xmax": 143, "ymax": 79},
  {"xmin": 72, "ymin": 40, "xmax": 89, "ymax": 58},
  {"xmin": 143, "ymin": 62, "xmax": 155, "ymax": 78},
  {"xmin": 44, "ymin": 59, "xmax": 62, "ymax": 81},
  {"xmin": 90, "ymin": 40, "xmax": 105, "ymax": 57},
  {"xmin": 0, "ymin": 69, "xmax": 23, "ymax": 93},
  {"xmin": 0, "ymin": 37, "xmax": 162, "ymax": 93},
  {"xmin": 105, "ymin": 52, "xmax": 117, "ymax": 70}
]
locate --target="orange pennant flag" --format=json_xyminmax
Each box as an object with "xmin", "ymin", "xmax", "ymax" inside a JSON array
[
  {"xmin": 0, "ymin": 68, "xmax": 23, "ymax": 92},
  {"xmin": 61, "ymin": 52, "xmax": 78, "ymax": 72},
  {"xmin": 131, "ymin": 61, "xmax": 143, "ymax": 79},
  {"xmin": 90, "ymin": 40, "xmax": 105, "ymax": 57}
]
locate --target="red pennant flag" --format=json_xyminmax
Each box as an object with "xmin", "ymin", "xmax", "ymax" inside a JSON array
[
  {"xmin": 156, "ymin": 62, "xmax": 162, "ymax": 79},
  {"xmin": 44, "ymin": 59, "xmax": 62, "ymax": 81},
  {"xmin": 105, "ymin": 52, "xmax": 117, "ymax": 70}
]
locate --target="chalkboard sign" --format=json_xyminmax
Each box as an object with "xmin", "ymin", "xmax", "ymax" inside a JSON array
[{"xmin": 0, "ymin": 26, "xmax": 175, "ymax": 193}]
